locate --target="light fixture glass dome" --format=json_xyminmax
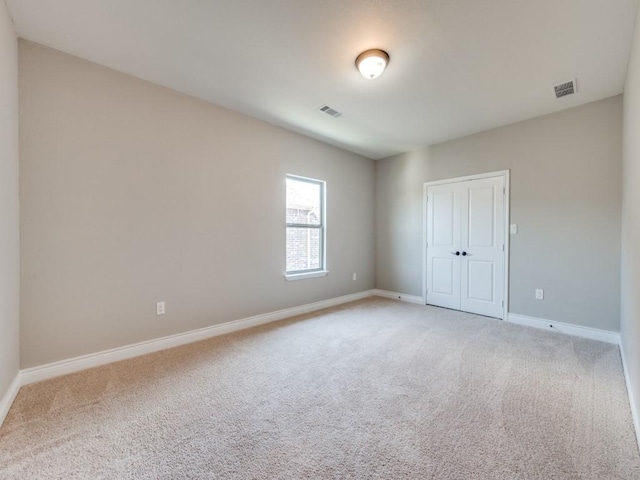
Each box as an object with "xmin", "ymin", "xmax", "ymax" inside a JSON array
[{"xmin": 355, "ymin": 49, "xmax": 389, "ymax": 80}]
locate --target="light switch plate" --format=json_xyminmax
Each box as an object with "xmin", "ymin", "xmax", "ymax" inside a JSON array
[{"xmin": 510, "ymin": 224, "xmax": 518, "ymax": 234}]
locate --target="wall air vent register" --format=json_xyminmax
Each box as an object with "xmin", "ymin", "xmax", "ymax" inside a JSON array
[
  {"xmin": 554, "ymin": 79, "xmax": 577, "ymax": 98},
  {"xmin": 318, "ymin": 105, "xmax": 342, "ymax": 118}
]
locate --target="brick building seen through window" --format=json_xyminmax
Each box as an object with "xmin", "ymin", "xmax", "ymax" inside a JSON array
[{"xmin": 286, "ymin": 176, "xmax": 324, "ymax": 273}]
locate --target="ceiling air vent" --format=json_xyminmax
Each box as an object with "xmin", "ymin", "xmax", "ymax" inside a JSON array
[
  {"xmin": 318, "ymin": 105, "xmax": 342, "ymax": 118},
  {"xmin": 553, "ymin": 79, "xmax": 577, "ymax": 99}
]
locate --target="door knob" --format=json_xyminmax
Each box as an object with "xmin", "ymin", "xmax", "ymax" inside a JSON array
[
  {"xmin": 451, "ymin": 251, "xmax": 460, "ymax": 256},
  {"xmin": 462, "ymin": 251, "xmax": 467, "ymax": 256}
]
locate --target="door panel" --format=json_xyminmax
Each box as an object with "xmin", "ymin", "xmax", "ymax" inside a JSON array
[
  {"xmin": 466, "ymin": 260, "xmax": 494, "ymax": 302},
  {"xmin": 432, "ymin": 258, "xmax": 455, "ymax": 295},
  {"xmin": 432, "ymin": 192, "xmax": 455, "ymax": 246},
  {"xmin": 426, "ymin": 183, "xmax": 461, "ymax": 310},
  {"xmin": 468, "ymin": 187, "xmax": 494, "ymax": 247},
  {"xmin": 460, "ymin": 176, "xmax": 504, "ymax": 318}
]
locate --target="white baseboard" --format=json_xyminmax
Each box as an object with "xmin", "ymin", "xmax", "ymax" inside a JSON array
[
  {"xmin": 373, "ymin": 289, "xmax": 424, "ymax": 305},
  {"xmin": 20, "ymin": 290, "xmax": 376, "ymax": 386},
  {"xmin": 620, "ymin": 342, "xmax": 640, "ymax": 453},
  {"xmin": 507, "ymin": 313, "xmax": 620, "ymax": 345},
  {"xmin": 0, "ymin": 373, "xmax": 21, "ymax": 427}
]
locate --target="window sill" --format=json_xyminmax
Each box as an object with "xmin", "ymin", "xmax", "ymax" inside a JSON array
[{"xmin": 284, "ymin": 270, "xmax": 329, "ymax": 281}]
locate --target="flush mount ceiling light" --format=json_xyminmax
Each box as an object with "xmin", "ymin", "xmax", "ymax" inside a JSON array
[{"xmin": 355, "ymin": 49, "xmax": 389, "ymax": 80}]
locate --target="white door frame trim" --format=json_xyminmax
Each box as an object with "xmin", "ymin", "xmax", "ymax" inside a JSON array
[{"xmin": 422, "ymin": 170, "xmax": 510, "ymax": 320}]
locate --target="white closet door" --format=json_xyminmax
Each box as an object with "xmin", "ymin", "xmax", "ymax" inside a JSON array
[
  {"xmin": 459, "ymin": 176, "xmax": 504, "ymax": 318},
  {"xmin": 426, "ymin": 175, "xmax": 505, "ymax": 319},
  {"xmin": 426, "ymin": 183, "xmax": 461, "ymax": 310}
]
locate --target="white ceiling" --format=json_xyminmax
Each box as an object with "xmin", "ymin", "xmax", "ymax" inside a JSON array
[{"xmin": 6, "ymin": 0, "xmax": 639, "ymax": 159}]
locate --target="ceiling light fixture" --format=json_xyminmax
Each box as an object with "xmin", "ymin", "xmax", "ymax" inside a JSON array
[{"xmin": 355, "ymin": 49, "xmax": 389, "ymax": 80}]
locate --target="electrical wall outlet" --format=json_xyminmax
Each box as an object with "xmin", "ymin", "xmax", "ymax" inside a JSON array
[
  {"xmin": 156, "ymin": 301, "xmax": 166, "ymax": 315},
  {"xmin": 353, "ymin": 273, "xmax": 357, "ymax": 281},
  {"xmin": 535, "ymin": 289, "xmax": 544, "ymax": 300}
]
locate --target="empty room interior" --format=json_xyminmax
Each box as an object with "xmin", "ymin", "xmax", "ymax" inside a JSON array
[{"xmin": 3, "ymin": 0, "xmax": 640, "ymax": 478}]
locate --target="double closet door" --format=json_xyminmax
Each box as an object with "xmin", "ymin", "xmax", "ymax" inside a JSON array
[{"xmin": 426, "ymin": 175, "xmax": 505, "ymax": 319}]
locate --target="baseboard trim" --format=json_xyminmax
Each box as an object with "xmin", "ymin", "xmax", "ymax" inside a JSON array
[
  {"xmin": 373, "ymin": 289, "xmax": 424, "ymax": 305},
  {"xmin": 0, "ymin": 373, "xmax": 21, "ymax": 427},
  {"xmin": 620, "ymin": 342, "xmax": 640, "ymax": 453},
  {"xmin": 20, "ymin": 290, "xmax": 376, "ymax": 386},
  {"xmin": 507, "ymin": 313, "xmax": 620, "ymax": 345}
]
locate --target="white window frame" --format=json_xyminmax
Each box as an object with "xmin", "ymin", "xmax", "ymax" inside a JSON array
[{"xmin": 284, "ymin": 174, "xmax": 328, "ymax": 281}]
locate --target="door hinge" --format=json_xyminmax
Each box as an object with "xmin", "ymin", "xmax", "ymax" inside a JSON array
[
  {"xmin": 502, "ymin": 244, "xmax": 505, "ymax": 251},
  {"xmin": 501, "ymin": 300, "xmax": 504, "ymax": 307},
  {"xmin": 503, "ymin": 187, "xmax": 506, "ymax": 194}
]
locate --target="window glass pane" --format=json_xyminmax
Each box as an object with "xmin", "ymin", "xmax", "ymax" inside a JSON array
[
  {"xmin": 286, "ymin": 227, "xmax": 321, "ymax": 272},
  {"xmin": 286, "ymin": 178, "xmax": 321, "ymax": 225}
]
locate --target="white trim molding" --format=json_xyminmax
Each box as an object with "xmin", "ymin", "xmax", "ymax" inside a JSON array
[
  {"xmin": 20, "ymin": 290, "xmax": 376, "ymax": 386},
  {"xmin": 0, "ymin": 373, "xmax": 21, "ymax": 427},
  {"xmin": 284, "ymin": 270, "xmax": 329, "ymax": 281},
  {"xmin": 373, "ymin": 289, "xmax": 424, "ymax": 305},
  {"xmin": 507, "ymin": 313, "xmax": 620, "ymax": 345},
  {"xmin": 620, "ymin": 342, "xmax": 640, "ymax": 453}
]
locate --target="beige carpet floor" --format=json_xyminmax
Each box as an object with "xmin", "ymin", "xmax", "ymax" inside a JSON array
[{"xmin": 1, "ymin": 297, "xmax": 639, "ymax": 479}]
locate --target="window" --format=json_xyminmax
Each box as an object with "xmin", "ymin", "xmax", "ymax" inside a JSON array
[{"xmin": 285, "ymin": 175, "xmax": 326, "ymax": 279}]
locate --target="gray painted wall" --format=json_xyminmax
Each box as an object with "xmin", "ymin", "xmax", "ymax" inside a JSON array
[
  {"xmin": 0, "ymin": 2, "xmax": 20, "ymax": 402},
  {"xmin": 621, "ymin": 4, "xmax": 640, "ymax": 440},
  {"xmin": 376, "ymin": 96, "xmax": 622, "ymax": 332},
  {"xmin": 19, "ymin": 41, "xmax": 375, "ymax": 368}
]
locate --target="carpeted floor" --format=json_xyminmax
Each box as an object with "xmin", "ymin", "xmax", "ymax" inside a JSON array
[{"xmin": 1, "ymin": 297, "xmax": 638, "ymax": 479}]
